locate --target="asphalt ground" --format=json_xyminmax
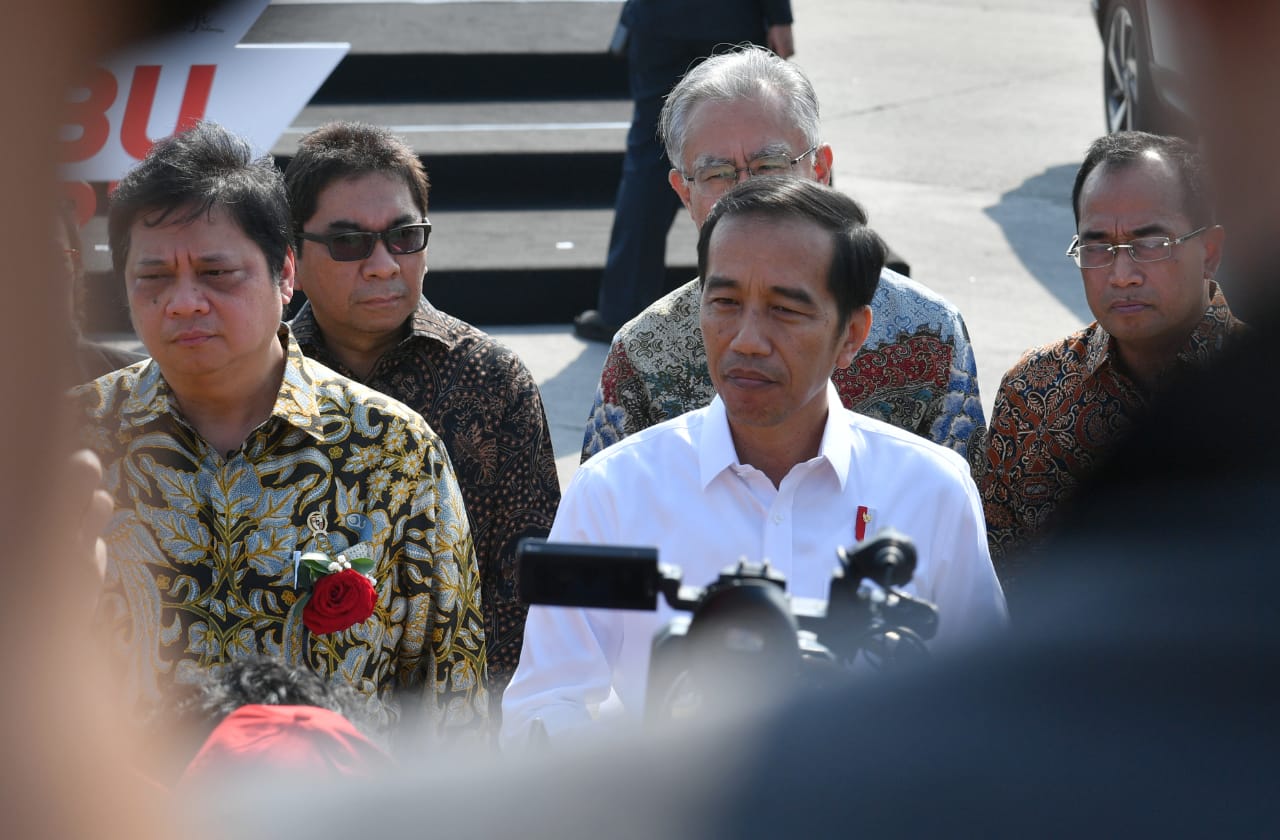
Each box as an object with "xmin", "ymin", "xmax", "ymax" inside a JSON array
[{"xmin": 102, "ymin": 0, "xmax": 1106, "ymax": 490}]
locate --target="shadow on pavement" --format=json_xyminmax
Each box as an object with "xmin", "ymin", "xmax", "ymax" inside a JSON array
[{"xmin": 984, "ymin": 163, "xmax": 1093, "ymax": 324}]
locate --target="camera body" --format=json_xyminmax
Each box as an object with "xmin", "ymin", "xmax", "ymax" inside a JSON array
[{"xmin": 517, "ymin": 530, "xmax": 939, "ymax": 723}]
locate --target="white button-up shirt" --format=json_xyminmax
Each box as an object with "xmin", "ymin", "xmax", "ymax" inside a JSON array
[{"xmin": 502, "ymin": 384, "xmax": 1006, "ymax": 744}]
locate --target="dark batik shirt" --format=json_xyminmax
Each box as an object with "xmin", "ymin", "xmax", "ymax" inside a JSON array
[
  {"xmin": 977, "ymin": 283, "xmax": 1245, "ymax": 580},
  {"xmin": 75, "ymin": 328, "xmax": 488, "ymax": 741},
  {"xmin": 292, "ymin": 298, "xmax": 560, "ymax": 712}
]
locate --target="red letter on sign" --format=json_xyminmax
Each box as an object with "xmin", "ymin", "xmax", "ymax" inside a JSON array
[
  {"xmin": 61, "ymin": 67, "xmax": 118, "ymax": 163},
  {"xmin": 120, "ymin": 64, "xmax": 217, "ymax": 161}
]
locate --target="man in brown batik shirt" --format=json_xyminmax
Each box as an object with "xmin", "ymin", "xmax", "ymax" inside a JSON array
[
  {"xmin": 284, "ymin": 122, "xmax": 560, "ymax": 719},
  {"xmin": 978, "ymin": 131, "xmax": 1245, "ymax": 585}
]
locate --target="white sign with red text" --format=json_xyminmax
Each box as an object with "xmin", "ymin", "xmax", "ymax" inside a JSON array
[{"xmin": 59, "ymin": 0, "xmax": 346, "ymax": 191}]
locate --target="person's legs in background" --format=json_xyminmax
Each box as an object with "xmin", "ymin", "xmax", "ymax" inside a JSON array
[{"xmin": 575, "ymin": 36, "xmax": 717, "ymax": 342}]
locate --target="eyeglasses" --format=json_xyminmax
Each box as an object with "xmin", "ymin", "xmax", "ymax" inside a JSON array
[
  {"xmin": 683, "ymin": 145, "xmax": 819, "ymax": 194},
  {"xmin": 1065, "ymin": 226, "xmax": 1208, "ymax": 269},
  {"xmin": 298, "ymin": 221, "xmax": 431, "ymax": 262}
]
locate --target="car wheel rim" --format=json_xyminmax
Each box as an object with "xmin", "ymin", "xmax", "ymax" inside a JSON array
[{"xmin": 1104, "ymin": 6, "xmax": 1139, "ymax": 132}]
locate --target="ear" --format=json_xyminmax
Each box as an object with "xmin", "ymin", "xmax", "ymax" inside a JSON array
[
  {"xmin": 1202, "ymin": 224, "xmax": 1226, "ymax": 279},
  {"xmin": 669, "ymin": 167, "xmax": 694, "ymax": 215},
  {"xmin": 813, "ymin": 143, "xmax": 834, "ymax": 186},
  {"xmin": 291, "ymin": 239, "xmax": 309, "ymax": 293},
  {"xmin": 278, "ymin": 246, "xmax": 296, "ymax": 305},
  {"xmin": 836, "ymin": 305, "xmax": 872, "ymax": 370}
]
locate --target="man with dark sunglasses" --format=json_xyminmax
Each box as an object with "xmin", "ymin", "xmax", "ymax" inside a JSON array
[
  {"xmin": 284, "ymin": 122, "xmax": 560, "ymax": 721},
  {"xmin": 976, "ymin": 130, "xmax": 1245, "ymax": 586}
]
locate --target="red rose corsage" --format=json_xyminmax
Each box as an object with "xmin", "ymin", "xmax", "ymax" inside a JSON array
[{"xmin": 298, "ymin": 551, "xmax": 378, "ymax": 635}]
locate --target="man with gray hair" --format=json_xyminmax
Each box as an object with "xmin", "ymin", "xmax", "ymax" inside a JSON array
[
  {"xmin": 574, "ymin": 0, "xmax": 795, "ymax": 341},
  {"xmin": 580, "ymin": 45, "xmax": 986, "ymax": 468},
  {"xmin": 283, "ymin": 122, "xmax": 560, "ymax": 719}
]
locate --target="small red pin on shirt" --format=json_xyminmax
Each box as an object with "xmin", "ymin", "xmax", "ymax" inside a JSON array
[{"xmin": 855, "ymin": 505, "xmax": 874, "ymax": 541}]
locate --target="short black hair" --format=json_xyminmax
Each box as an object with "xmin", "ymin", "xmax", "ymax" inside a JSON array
[
  {"xmin": 107, "ymin": 121, "xmax": 292, "ymax": 284},
  {"xmin": 697, "ymin": 178, "xmax": 884, "ymax": 325},
  {"xmin": 1072, "ymin": 130, "xmax": 1213, "ymax": 227},
  {"xmin": 181, "ymin": 656, "xmax": 373, "ymax": 730},
  {"xmin": 148, "ymin": 655, "xmax": 385, "ymax": 782},
  {"xmin": 284, "ymin": 122, "xmax": 429, "ymax": 248}
]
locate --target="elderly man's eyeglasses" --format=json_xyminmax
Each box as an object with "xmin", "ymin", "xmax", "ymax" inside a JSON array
[
  {"xmin": 299, "ymin": 221, "xmax": 431, "ymax": 262},
  {"xmin": 684, "ymin": 145, "xmax": 819, "ymax": 194},
  {"xmin": 1065, "ymin": 226, "xmax": 1208, "ymax": 269}
]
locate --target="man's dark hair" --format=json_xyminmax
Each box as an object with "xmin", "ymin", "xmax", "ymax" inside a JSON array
[
  {"xmin": 1071, "ymin": 130, "xmax": 1213, "ymax": 227},
  {"xmin": 697, "ymin": 178, "xmax": 884, "ymax": 326},
  {"xmin": 284, "ymin": 121, "xmax": 430, "ymax": 247},
  {"xmin": 107, "ymin": 121, "xmax": 292, "ymax": 284},
  {"xmin": 148, "ymin": 655, "xmax": 385, "ymax": 782},
  {"xmin": 182, "ymin": 656, "xmax": 373, "ymax": 729}
]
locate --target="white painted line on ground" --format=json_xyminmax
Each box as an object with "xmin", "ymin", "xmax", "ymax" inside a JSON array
[
  {"xmin": 272, "ymin": 0, "xmax": 612, "ymax": 4},
  {"xmin": 283, "ymin": 121, "xmax": 629, "ymax": 134}
]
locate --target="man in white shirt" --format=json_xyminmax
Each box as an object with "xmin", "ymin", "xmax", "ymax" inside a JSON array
[{"xmin": 502, "ymin": 178, "xmax": 1006, "ymax": 745}]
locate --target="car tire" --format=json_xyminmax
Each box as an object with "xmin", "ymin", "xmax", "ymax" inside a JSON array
[{"xmin": 1101, "ymin": 0, "xmax": 1151, "ymax": 133}]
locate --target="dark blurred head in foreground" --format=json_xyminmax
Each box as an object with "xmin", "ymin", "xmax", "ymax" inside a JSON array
[
  {"xmin": 730, "ymin": 7, "xmax": 1280, "ymax": 831},
  {"xmin": 1180, "ymin": 4, "xmax": 1280, "ymax": 325}
]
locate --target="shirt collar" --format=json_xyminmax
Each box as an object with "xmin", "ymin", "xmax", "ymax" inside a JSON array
[
  {"xmin": 818, "ymin": 382, "xmax": 853, "ymax": 488},
  {"xmin": 117, "ymin": 356, "xmax": 176, "ymax": 429},
  {"xmin": 1082, "ymin": 280, "xmax": 1238, "ymax": 377},
  {"xmin": 118, "ymin": 325, "xmax": 329, "ymax": 442},
  {"xmin": 289, "ymin": 295, "xmax": 457, "ymax": 357},
  {"xmin": 406, "ymin": 296, "xmax": 457, "ymax": 345},
  {"xmin": 273, "ymin": 326, "xmax": 329, "ymax": 441},
  {"xmin": 698, "ymin": 382, "xmax": 850, "ymax": 490},
  {"xmin": 1176, "ymin": 281, "xmax": 1240, "ymax": 367}
]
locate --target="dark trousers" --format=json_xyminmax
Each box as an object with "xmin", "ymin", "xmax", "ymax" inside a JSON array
[{"xmin": 596, "ymin": 34, "xmax": 753, "ymax": 326}]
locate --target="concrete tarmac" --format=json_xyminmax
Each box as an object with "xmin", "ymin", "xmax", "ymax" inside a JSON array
[
  {"xmin": 104, "ymin": 0, "xmax": 1105, "ymax": 492},
  {"xmin": 488, "ymin": 0, "xmax": 1104, "ymax": 489}
]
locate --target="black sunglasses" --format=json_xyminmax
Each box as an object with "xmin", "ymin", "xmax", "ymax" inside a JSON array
[{"xmin": 298, "ymin": 221, "xmax": 431, "ymax": 262}]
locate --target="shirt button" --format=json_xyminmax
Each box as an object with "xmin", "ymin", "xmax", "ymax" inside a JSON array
[{"xmin": 773, "ymin": 514, "xmax": 783, "ymax": 524}]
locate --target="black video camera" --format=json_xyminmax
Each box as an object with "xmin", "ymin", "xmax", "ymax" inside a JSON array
[{"xmin": 517, "ymin": 530, "xmax": 939, "ymax": 724}]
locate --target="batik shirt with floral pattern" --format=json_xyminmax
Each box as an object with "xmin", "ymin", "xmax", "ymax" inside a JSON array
[
  {"xmin": 977, "ymin": 283, "xmax": 1244, "ymax": 578},
  {"xmin": 581, "ymin": 270, "xmax": 986, "ymax": 462},
  {"xmin": 74, "ymin": 328, "xmax": 488, "ymax": 739},
  {"xmin": 291, "ymin": 298, "xmax": 559, "ymax": 713}
]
